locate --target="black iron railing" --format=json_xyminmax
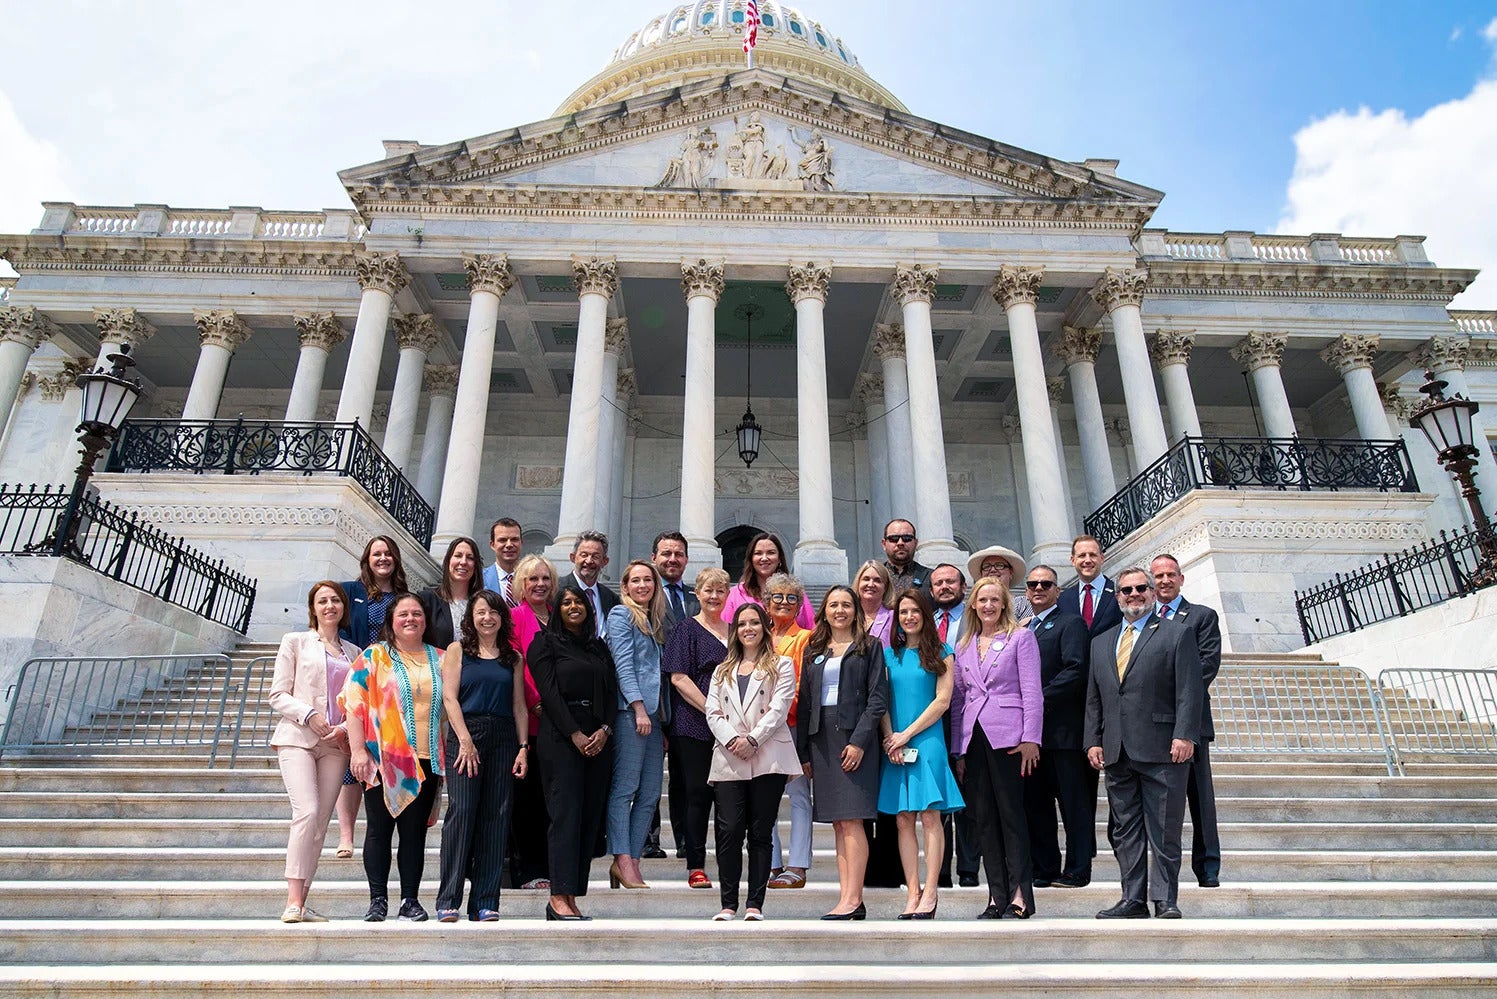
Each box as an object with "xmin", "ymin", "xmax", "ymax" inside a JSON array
[
  {"xmin": 0, "ymin": 483, "xmax": 256, "ymax": 633},
  {"xmin": 1083, "ymin": 436, "xmax": 1418, "ymax": 549},
  {"xmin": 106, "ymin": 418, "xmax": 433, "ymax": 547},
  {"xmin": 1294, "ymin": 525, "xmax": 1497, "ymax": 643}
]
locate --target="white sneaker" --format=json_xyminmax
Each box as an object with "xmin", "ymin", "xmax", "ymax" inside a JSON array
[{"xmin": 280, "ymin": 905, "xmax": 303, "ymax": 924}]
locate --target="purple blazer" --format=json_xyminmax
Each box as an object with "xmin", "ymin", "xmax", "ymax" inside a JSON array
[{"xmin": 950, "ymin": 627, "xmax": 1043, "ymax": 754}]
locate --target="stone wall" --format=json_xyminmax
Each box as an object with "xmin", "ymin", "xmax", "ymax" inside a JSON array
[{"xmin": 1307, "ymin": 586, "xmax": 1497, "ymax": 673}]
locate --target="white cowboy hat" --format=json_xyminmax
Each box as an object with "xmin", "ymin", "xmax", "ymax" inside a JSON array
[{"xmin": 967, "ymin": 545, "xmax": 1027, "ymax": 583}]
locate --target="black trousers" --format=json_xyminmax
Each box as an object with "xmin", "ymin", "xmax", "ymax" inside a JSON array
[
  {"xmin": 666, "ymin": 739, "xmax": 689, "ymax": 852},
  {"xmin": 1187, "ymin": 739, "xmax": 1221, "ymax": 882},
  {"xmin": 1023, "ymin": 747, "xmax": 1099, "ymax": 882},
  {"xmin": 1105, "ymin": 749, "xmax": 1189, "ymax": 904},
  {"xmin": 537, "ymin": 720, "xmax": 611, "ymax": 896},
  {"xmin": 713, "ymin": 773, "xmax": 788, "ymax": 912},
  {"xmin": 953, "ymin": 806, "xmax": 982, "ymax": 880},
  {"xmin": 965, "ymin": 727, "xmax": 1035, "ymax": 913},
  {"xmin": 507, "ymin": 746, "xmax": 550, "ymax": 888},
  {"xmin": 436, "ymin": 715, "xmax": 518, "ymax": 912},
  {"xmin": 671, "ymin": 735, "xmax": 715, "ymax": 870},
  {"xmin": 362, "ymin": 758, "xmax": 439, "ymax": 901}
]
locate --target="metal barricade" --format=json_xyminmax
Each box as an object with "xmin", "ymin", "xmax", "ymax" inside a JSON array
[
  {"xmin": 226, "ymin": 656, "xmax": 278, "ymax": 767},
  {"xmin": 1376, "ymin": 668, "xmax": 1497, "ymax": 759},
  {"xmin": 1212, "ymin": 665, "xmax": 1399, "ymax": 775}
]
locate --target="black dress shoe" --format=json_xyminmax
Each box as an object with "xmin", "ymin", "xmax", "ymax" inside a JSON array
[
  {"xmin": 976, "ymin": 903, "xmax": 1004, "ymax": 920},
  {"xmin": 958, "ymin": 874, "xmax": 979, "ymax": 888},
  {"xmin": 1053, "ymin": 873, "xmax": 1090, "ymax": 888},
  {"xmin": 1198, "ymin": 876, "xmax": 1220, "ymax": 888},
  {"xmin": 1001, "ymin": 903, "xmax": 1031, "ymax": 919},
  {"xmin": 364, "ymin": 897, "xmax": 388, "ymax": 922},
  {"xmin": 1154, "ymin": 901, "xmax": 1182, "ymax": 919},
  {"xmin": 545, "ymin": 903, "xmax": 591, "ymax": 921},
  {"xmin": 642, "ymin": 846, "xmax": 668, "ymax": 860},
  {"xmin": 820, "ymin": 903, "xmax": 866, "ymax": 921},
  {"xmin": 1096, "ymin": 898, "xmax": 1150, "ymax": 919},
  {"xmin": 1031, "ymin": 877, "xmax": 1054, "ymax": 888}
]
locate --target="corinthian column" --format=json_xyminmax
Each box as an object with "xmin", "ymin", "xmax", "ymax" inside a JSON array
[
  {"xmin": 992, "ymin": 265, "xmax": 1069, "ymax": 565},
  {"xmin": 894, "ymin": 264, "xmax": 961, "ymax": 562},
  {"xmin": 678, "ymin": 259, "xmax": 725, "ymax": 573},
  {"xmin": 0, "ymin": 307, "xmax": 60, "ymax": 439},
  {"xmin": 855, "ymin": 371, "xmax": 892, "ymax": 542},
  {"xmin": 416, "ymin": 364, "xmax": 461, "ymax": 506},
  {"xmin": 93, "ymin": 307, "xmax": 156, "ymax": 367},
  {"xmin": 787, "ymin": 261, "xmax": 848, "ymax": 584},
  {"xmin": 183, "ymin": 311, "xmax": 251, "ymax": 420},
  {"xmin": 594, "ymin": 318, "xmax": 629, "ymax": 530},
  {"xmin": 1320, "ymin": 334, "xmax": 1388, "ymax": 441},
  {"xmin": 1414, "ymin": 335, "xmax": 1497, "ymax": 495},
  {"xmin": 1091, "ymin": 267, "xmax": 1169, "ymax": 466},
  {"xmin": 872, "ymin": 323, "xmax": 917, "ymax": 520},
  {"xmin": 336, "ymin": 252, "xmax": 408, "ymax": 427},
  {"xmin": 1054, "ymin": 326, "xmax": 1116, "ymax": 510},
  {"xmin": 285, "ymin": 313, "xmax": 347, "ymax": 422},
  {"xmin": 609, "ymin": 368, "xmax": 636, "ymax": 556},
  {"xmin": 1231, "ymin": 332, "xmax": 1297, "ymax": 438},
  {"xmin": 384, "ymin": 313, "xmax": 442, "ymax": 471},
  {"xmin": 1150, "ymin": 329, "xmax": 1203, "ymax": 440}
]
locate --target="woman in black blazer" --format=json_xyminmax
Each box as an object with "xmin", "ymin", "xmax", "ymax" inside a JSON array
[
  {"xmin": 420, "ymin": 536, "xmax": 481, "ymax": 649},
  {"xmin": 796, "ymin": 585, "xmax": 888, "ymax": 920}
]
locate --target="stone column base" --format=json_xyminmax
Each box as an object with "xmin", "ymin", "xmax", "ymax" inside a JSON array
[
  {"xmin": 792, "ymin": 543, "xmax": 849, "ymax": 592},
  {"xmin": 682, "ymin": 543, "xmax": 724, "ymax": 586},
  {"xmin": 916, "ymin": 541, "xmax": 971, "ymax": 580}
]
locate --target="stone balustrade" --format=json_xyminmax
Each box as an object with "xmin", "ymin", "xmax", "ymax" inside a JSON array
[
  {"xmin": 1138, "ymin": 229, "xmax": 1431, "ymax": 267},
  {"xmin": 1450, "ymin": 310, "xmax": 1496, "ymax": 335},
  {"xmin": 33, "ymin": 203, "xmax": 366, "ymax": 241}
]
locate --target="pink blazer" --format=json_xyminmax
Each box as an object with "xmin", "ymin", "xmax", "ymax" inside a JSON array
[{"xmin": 950, "ymin": 627, "xmax": 1043, "ymax": 754}]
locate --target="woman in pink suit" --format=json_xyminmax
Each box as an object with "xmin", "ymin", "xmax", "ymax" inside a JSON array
[{"xmin": 950, "ymin": 576, "xmax": 1043, "ymax": 920}]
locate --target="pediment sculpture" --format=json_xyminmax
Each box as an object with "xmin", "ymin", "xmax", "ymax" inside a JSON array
[{"xmin": 657, "ymin": 112, "xmax": 835, "ymax": 192}]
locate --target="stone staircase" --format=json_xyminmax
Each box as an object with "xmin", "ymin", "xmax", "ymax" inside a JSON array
[{"xmin": 0, "ymin": 649, "xmax": 1493, "ymax": 995}]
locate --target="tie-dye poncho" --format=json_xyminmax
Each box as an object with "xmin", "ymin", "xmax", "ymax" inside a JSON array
[{"xmin": 339, "ymin": 642, "xmax": 445, "ymax": 817}]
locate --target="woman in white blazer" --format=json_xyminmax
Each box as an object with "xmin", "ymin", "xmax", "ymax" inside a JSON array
[
  {"xmin": 269, "ymin": 580, "xmax": 362, "ymax": 923},
  {"xmin": 704, "ymin": 602, "xmax": 800, "ymax": 921}
]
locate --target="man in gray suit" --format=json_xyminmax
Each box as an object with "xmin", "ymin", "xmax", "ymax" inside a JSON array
[{"xmin": 1085, "ymin": 566, "xmax": 1203, "ymax": 919}]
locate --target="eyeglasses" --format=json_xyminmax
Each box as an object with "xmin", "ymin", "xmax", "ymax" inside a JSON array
[
  {"xmin": 767, "ymin": 593, "xmax": 801, "ymax": 604},
  {"xmin": 884, "ymin": 534, "xmax": 915, "ymax": 543},
  {"xmin": 1025, "ymin": 580, "xmax": 1056, "ymax": 591},
  {"xmin": 981, "ymin": 562, "xmax": 1012, "ymax": 574},
  {"xmin": 1117, "ymin": 584, "xmax": 1152, "ymax": 595}
]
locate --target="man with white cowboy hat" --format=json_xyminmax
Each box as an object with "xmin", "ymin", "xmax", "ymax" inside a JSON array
[{"xmin": 966, "ymin": 544, "xmax": 1033, "ymax": 620}]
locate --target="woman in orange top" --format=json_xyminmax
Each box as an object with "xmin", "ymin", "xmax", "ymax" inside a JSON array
[{"xmin": 764, "ymin": 572, "xmax": 812, "ymax": 889}]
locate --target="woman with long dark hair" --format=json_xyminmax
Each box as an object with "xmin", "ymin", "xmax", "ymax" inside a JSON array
[
  {"xmin": 420, "ymin": 535, "xmax": 481, "ymax": 649},
  {"xmin": 720, "ymin": 532, "xmax": 814, "ymax": 630}
]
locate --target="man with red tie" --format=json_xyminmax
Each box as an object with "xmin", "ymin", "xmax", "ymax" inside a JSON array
[{"xmin": 1057, "ymin": 535, "xmax": 1122, "ymax": 638}]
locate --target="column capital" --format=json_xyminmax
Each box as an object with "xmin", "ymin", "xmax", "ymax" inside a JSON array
[
  {"xmin": 355, "ymin": 251, "xmax": 409, "ymax": 296},
  {"xmin": 616, "ymin": 366, "xmax": 637, "ymax": 401},
  {"xmin": 990, "ymin": 264, "xmax": 1044, "ymax": 309},
  {"xmin": 0, "ymin": 306, "xmax": 61, "ymax": 351},
  {"xmin": 1047, "ymin": 376, "xmax": 1067, "ymax": 404},
  {"xmin": 893, "ymin": 263, "xmax": 939, "ymax": 305},
  {"xmin": 423, "ymin": 363, "xmax": 462, "ymax": 397},
  {"xmin": 572, "ymin": 255, "xmax": 619, "ymax": 299},
  {"xmin": 845, "ymin": 409, "xmax": 867, "ymax": 433},
  {"xmin": 294, "ymin": 312, "xmax": 348, "ymax": 352},
  {"xmin": 92, "ymin": 307, "xmax": 156, "ymax": 348},
  {"xmin": 1320, "ymin": 332, "xmax": 1380, "ymax": 375},
  {"xmin": 37, "ymin": 360, "xmax": 88, "ymax": 402},
  {"xmin": 854, "ymin": 370, "xmax": 885, "ymax": 403},
  {"xmin": 393, "ymin": 313, "xmax": 442, "ymax": 354},
  {"xmin": 872, "ymin": 323, "xmax": 905, "ymax": 361},
  {"xmin": 1054, "ymin": 325, "xmax": 1102, "ymax": 366},
  {"xmin": 1090, "ymin": 266, "xmax": 1149, "ymax": 311},
  {"xmin": 1412, "ymin": 334, "xmax": 1470, "ymax": 374},
  {"xmin": 464, "ymin": 253, "xmax": 514, "ymax": 298},
  {"xmin": 786, "ymin": 261, "xmax": 831, "ymax": 304},
  {"xmin": 1149, "ymin": 328, "xmax": 1197, "ymax": 367},
  {"xmin": 681, "ymin": 257, "xmax": 725, "ymax": 302},
  {"xmin": 1380, "ymin": 381, "xmax": 1413, "ymax": 422},
  {"xmin": 604, "ymin": 318, "xmax": 630, "ymax": 355},
  {"xmin": 193, "ymin": 309, "xmax": 252, "ymax": 352},
  {"xmin": 1230, "ymin": 331, "xmax": 1288, "ymax": 372}
]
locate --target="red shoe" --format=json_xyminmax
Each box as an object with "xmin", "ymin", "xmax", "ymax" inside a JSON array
[{"xmin": 688, "ymin": 869, "xmax": 713, "ymax": 889}]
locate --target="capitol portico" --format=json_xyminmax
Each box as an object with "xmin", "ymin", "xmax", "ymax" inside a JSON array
[{"xmin": 1, "ymin": 1, "xmax": 1494, "ymax": 655}]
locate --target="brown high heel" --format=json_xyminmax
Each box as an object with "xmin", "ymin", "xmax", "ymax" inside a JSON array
[{"xmin": 609, "ymin": 860, "xmax": 649, "ymax": 889}]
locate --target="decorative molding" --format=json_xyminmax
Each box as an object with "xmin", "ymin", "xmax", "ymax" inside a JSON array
[
  {"xmin": 1380, "ymin": 382, "xmax": 1413, "ymax": 423},
  {"xmin": 716, "ymin": 467, "xmax": 799, "ymax": 497},
  {"xmin": 786, "ymin": 261, "xmax": 831, "ymax": 305},
  {"xmin": 1107, "ymin": 416, "xmax": 1132, "ymax": 447},
  {"xmin": 392, "ymin": 313, "xmax": 442, "ymax": 354},
  {"xmin": 0, "ymin": 306, "xmax": 61, "ymax": 351},
  {"xmin": 0, "ymin": 239, "xmax": 361, "ymax": 278},
  {"xmin": 572, "ymin": 256, "xmax": 619, "ymax": 299},
  {"xmin": 1204, "ymin": 519, "xmax": 1424, "ymax": 544},
  {"xmin": 193, "ymin": 310, "xmax": 252, "ymax": 352},
  {"xmin": 1319, "ymin": 333, "xmax": 1380, "ymax": 375},
  {"xmin": 294, "ymin": 312, "xmax": 347, "ymax": 353},
  {"xmin": 1047, "ymin": 376, "xmax": 1066, "ymax": 404},
  {"xmin": 1054, "ymin": 325, "xmax": 1102, "ymax": 366},
  {"xmin": 854, "ymin": 370, "xmax": 884, "ymax": 404},
  {"xmin": 604, "ymin": 318, "xmax": 630, "ymax": 356},
  {"xmin": 516, "ymin": 465, "xmax": 565, "ymax": 491},
  {"xmin": 1411, "ymin": 335, "xmax": 1470, "ymax": 374},
  {"xmin": 92, "ymin": 307, "xmax": 156, "ymax": 348},
  {"xmin": 354, "ymin": 251, "xmax": 409, "ymax": 296},
  {"xmin": 872, "ymin": 323, "xmax": 905, "ymax": 361},
  {"xmin": 1230, "ymin": 331, "xmax": 1288, "ymax": 372},
  {"xmin": 1143, "ymin": 262, "xmax": 1475, "ymax": 301},
  {"xmin": 616, "ymin": 367, "xmax": 637, "ymax": 401},
  {"xmin": 998, "ymin": 413, "xmax": 1022, "ymax": 444},
  {"xmin": 845, "ymin": 409, "xmax": 867, "ymax": 433},
  {"xmin": 1090, "ymin": 267, "xmax": 1149, "ymax": 311},
  {"xmin": 893, "ymin": 264, "xmax": 939, "ymax": 306},
  {"xmin": 464, "ymin": 253, "xmax": 514, "ymax": 298},
  {"xmin": 423, "ymin": 363, "xmax": 461, "ymax": 396},
  {"xmin": 990, "ymin": 264, "xmax": 1045, "ymax": 309},
  {"xmin": 1149, "ymin": 329, "xmax": 1197, "ymax": 368},
  {"xmin": 36, "ymin": 361, "xmax": 84, "ymax": 402},
  {"xmin": 681, "ymin": 258, "xmax": 725, "ymax": 302}
]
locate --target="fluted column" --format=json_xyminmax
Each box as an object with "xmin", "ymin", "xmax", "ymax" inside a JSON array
[
  {"xmin": 1150, "ymin": 329, "xmax": 1203, "ymax": 440},
  {"xmin": 1321, "ymin": 334, "xmax": 1388, "ymax": 441},
  {"xmin": 285, "ymin": 313, "xmax": 347, "ymax": 422},
  {"xmin": 0, "ymin": 307, "xmax": 60, "ymax": 439},
  {"xmin": 1054, "ymin": 325, "xmax": 1116, "ymax": 509},
  {"xmin": 433, "ymin": 254, "xmax": 513, "ymax": 553},
  {"xmin": 787, "ymin": 261, "xmax": 847, "ymax": 584},
  {"xmin": 992, "ymin": 265, "xmax": 1069, "ymax": 565},
  {"xmin": 1231, "ymin": 332, "xmax": 1297, "ymax": 438},
  {"xmin": 855, "ymin": 371, "xmax": 892, "ymax": 543},
  {"xmin": 678, "ymin": 258, "xmax": 725, "ymax": 571},
  {"xmin": 1415, "ymin": 335, "xmax": 1497, "ymax": 495},
  {"xmin": 609, "ymin": 368, "xmax": 635, "ymax": 557},
  {"xmin": 93, "ymin": 307, "xmax": 156, "ymax": 368},
  {"xmin": 548, "ymin": 256, "xmax": 618, "ymax": 556},
  {"xmin": 894, "ymin": 264, "xmax": 961, "ymax": 561},
  {"xmin": 336, "ymin": 252, "xmax": 408, "ymax": 427},
  {"xmin": 1091, "ymin": 267, "xmax": 1169, "ymax": 466},
  {"xmin": 415, "ymin": 364, "xmax": 460, "ymax": 505},
  {"xmin": 594, "ymin": 318, "xmax": 628, "ymax": 530},
  {"xmin": 873, "ymin": 323, "xmax": 917, "ymax": 520},
  {"xmin": 183, "ymin": 311, "xmax": 251, "ymax": 420},
  {"xmin": 382, "ymin": 314, "xmax": 441, "ymax": 470}
]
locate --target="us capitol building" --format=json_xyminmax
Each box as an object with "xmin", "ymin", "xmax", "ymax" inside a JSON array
[{"xmin": 1, "ymin": 1, "xmax": 1494, "ymax": 657}]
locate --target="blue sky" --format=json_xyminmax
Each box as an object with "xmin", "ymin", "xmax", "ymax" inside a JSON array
[{"xmin": 2, "ymin": 0, "xmax": 1494, "ymax": 302}]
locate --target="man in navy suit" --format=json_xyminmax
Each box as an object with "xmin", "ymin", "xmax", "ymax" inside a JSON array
[
  {"xmin": 1150, "ymin": 554, "xmax": 1223, "ymax": 888},
  {"xmin": 1057, "ymin": 535, "xmax": 1122, "ymax": 638},
  {"xmin": 564, "ymin": 530, "xmax": 619, "ymax": 636},
  {"xmin": 650, "ymin": 530, "xmax": 699, "ymax": 859}
]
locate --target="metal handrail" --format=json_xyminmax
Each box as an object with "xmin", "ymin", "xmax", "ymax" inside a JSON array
[
  {"xmin": 227, "ymin": 656, "xmax": 278, "ymax": 767},
  {"xmin": 1376, "ymin": 668, "xmax": 1497, "ymax": 759}
]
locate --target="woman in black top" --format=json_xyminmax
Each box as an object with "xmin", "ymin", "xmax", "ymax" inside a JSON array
[
  {"xmin": 527, "ymin": 583, "xmax": 618, "ymax": 921},
  {"xmin": 434, "ymin": 589, "xmax": 529, "ymax": 922},
  {"xmin": 420, "ymin": 536, "xmax": 481, "ymax": 649}
]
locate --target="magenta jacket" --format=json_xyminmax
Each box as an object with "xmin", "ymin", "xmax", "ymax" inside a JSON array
[{"xmin": 950, "ymin": 627, "xmax": 1043, "ymax": 754}]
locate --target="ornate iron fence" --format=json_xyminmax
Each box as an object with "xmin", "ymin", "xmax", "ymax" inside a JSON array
[
  {"xmin": 0, "ymin": 483, "xmax": 255, "ymax": 633},
  {"xmin": 1084, "ymin": 436, "xmax": 1417, "ymax": 549},
  {"xmin": 1294, "ymin": 526, "xmax": 1497, "ymax": 643},
  {"xmin": 106, "ymin": 418, "xmax": 433, "ymax": 547}
]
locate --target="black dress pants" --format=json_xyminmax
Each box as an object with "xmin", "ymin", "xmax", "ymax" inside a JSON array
[
  {"xmin": 363, "ymin": 758, "xmax": 440, "ymax": 901},
  {"xmin": 436, "ymin": 715, "xmax": 518, "ymax": 913},
  {"xmin": 965, "ymin": 728, "xmax": 1035, "ymax": 914},
  {"xmin": 666, "ymin": 739, "xmax": 689, "ymax": 852},
  {"xmin": 506, "ymin": 746, "xmax": 550, "ymax": 888},
  {"xmin": 713, "ymin": 773, "xmax": 788, "ymax": 911},
  {"xmin": 671, "ymin": 735, "xmax": 715, "ymax": 870},
  {"xmin": 1187, "ymin": 739, "xmax": 1221, "ymax": 882},
  {"xmin": 537, "ymin": 720, "xmax": 611, "ymax": 896},
  {"xmin": 1023, "ymin": 747, "xmax": 1098, "ymax": 882}
]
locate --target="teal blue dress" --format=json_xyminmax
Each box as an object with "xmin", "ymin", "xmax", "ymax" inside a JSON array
[{"xmin": 876, "ymin": 643, "xmax": 965, "ymax": 814}]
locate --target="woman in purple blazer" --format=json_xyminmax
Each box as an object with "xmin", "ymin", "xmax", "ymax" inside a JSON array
[{"xmin": 950, "ymin": 576, "xmax": 1042, "ymax": 919}]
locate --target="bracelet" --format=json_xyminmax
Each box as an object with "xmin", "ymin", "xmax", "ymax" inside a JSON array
[{"xmin": 518, "ymin": 743, "xmax": 529, "ymax": 750}]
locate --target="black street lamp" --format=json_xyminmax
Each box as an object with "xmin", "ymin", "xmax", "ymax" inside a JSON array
[
  {"xmin": 733, "ymin": 302, "xmax": 764, "ymax": 468},
  {"xmin": 1409, "ymin": 368, "xmax": 1497, "ymax": 586}
]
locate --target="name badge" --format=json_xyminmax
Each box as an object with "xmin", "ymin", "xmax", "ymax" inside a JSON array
[
  {"xmin": 813, "ymin": 654, "xmax": 826, "ymax": 665},
  {"xmin": 1044, "ymin": 621, "xmax": 1054, "ymax": 630}
]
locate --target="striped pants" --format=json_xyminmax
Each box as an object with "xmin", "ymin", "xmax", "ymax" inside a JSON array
[{"xmin": 436, "ymin": 714, "xmax": 519, "ymax": 913}]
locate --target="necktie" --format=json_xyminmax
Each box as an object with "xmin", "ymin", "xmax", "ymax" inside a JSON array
[
  {"xmin": 669, "ymin": 584, "xmax": 686, "ymax": 620},
  {"xmin": 1115, "ymin": 624, "xmax": 1135, "ymax": 682},
  {"xmin": 1158, "ymin": 604, "xmax": 1170, "ymax": 619},
  {"xmin": 502, "ymin": 573, "xmax": 515, "ymax": 607},
  {"xmin": 587, "ymin": 587, "xmax": 603, "ymax": 634},
  {"xmin": 1029, "ymin": 616, "xmax": 1041, "ymax": 632},
  {"xmin": 1081, "ymin": 584, "xmax": 1095, "ymax": 627},
  {"xmin": 938, "ymin": 610, "xmax": 949, "ymax": 643}
]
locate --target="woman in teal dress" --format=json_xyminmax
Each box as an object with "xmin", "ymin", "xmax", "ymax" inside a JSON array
[{"xmin": 878, "ymin": 588, "xmax": 963, "ymax": 920}]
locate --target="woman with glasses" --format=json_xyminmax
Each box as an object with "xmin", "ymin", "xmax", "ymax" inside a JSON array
[
  {"xmin": 967, "ymin": 545, "xmax": 1033, "ymax": 620},
  {"xmin": 762, "ymin": 573, "xmax": 812, "ymax": 890}
]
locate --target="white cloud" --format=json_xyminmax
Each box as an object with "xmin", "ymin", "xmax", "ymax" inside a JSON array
[
  {"xmin": 0, "ymin": 90, "xmax": 72, "ymax": 238},
  {"xmin": 1485, "ymin": 16, "xmax": 1497, "ymax": 44},
  {"xmin": 1277, "ymin": 74, "xmax": 1497, "ymax": 308}
]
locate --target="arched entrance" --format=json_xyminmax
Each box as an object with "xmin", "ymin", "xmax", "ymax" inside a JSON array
[{"xmin": 715, "ymin": 525, "xmax": 763, "ymax": 582}]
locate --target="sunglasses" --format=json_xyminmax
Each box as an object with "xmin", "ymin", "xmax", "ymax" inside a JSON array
[
  {"xmin": 884, "ymin": 534, "xmax": 916, "ymax": 543},
  {"xmin": 767, "ymin": 593, "xmax": 801, "ymax": 604},
  {"xmin": 1117, "ymin": 584, "xmax": 1153, "ymax": 596},
  {"xmin": 1024, "ymin": 580, "xmax": 1056, "ymax": 590}
]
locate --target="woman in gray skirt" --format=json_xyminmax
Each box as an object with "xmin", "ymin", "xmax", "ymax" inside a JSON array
[{"xmin": 795, "ymin": 585, "xmax": 888, "ymax": 920}]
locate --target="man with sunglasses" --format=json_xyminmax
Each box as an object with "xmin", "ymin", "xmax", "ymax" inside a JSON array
[
  {"xmin": 880, "ymin": 518, "xmax": 932, "ymax": 594},
  {"xmin": 1084, "ymin": 567, "xmax": 1203, "ymax": 920},
  {"xmin": 1020, "ymin": 564, "xmax": 1095, "ymax": 888}
]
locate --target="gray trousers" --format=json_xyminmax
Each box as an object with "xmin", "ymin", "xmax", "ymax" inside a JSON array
[{"xmin": 1103, "ymin": 750, "xmax": 1188, "ymax": 905}]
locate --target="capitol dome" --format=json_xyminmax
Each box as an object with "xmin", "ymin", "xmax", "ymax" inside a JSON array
[{"xmin": 556, "ymin": 1, "xmax": 906, "ymax": 115}]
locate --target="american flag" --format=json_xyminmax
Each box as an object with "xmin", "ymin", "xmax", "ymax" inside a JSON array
[{"xmin": 743, "ymin": 0, "xmax": 760, "ymax": 61}]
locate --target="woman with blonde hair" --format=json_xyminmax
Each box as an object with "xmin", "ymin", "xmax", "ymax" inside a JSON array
[
  {"xmin": 704, "ymin": 602, "xmax": 801, "ymax": 920},
  {"xmin": 604, "ymin": 559, "xmax": 668, "ymax": 890},
  {"xmin": 853, "ymin": 560, "xmax": 896, "ymax": 643}
]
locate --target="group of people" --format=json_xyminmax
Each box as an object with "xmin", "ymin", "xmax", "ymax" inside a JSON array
[{"xmin": 266, "ymin": 516, "xmax": 1221, "ymax": 923}]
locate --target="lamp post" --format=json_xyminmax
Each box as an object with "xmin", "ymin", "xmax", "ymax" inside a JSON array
[
  {"xmin": 47, "ymin": 344, "xmax": 143, "ymax": 559},
  {"xmin": 1409, "ymin": 368, "xmax": 1497, "ymax": 587},
  {"xmin": 733, "ymin": 302, "xmax": 764, "ymax": 468}
]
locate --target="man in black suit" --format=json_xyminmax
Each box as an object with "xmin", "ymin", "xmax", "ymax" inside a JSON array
[
  {"xmin": 649, "ymin": 530, "xmax": 699, "ymax": 859},
  {"xmin": 1020, "ymin": 564, "xmax": 1096, "ymax": 888},
  {"xmin": 564, "ymin": 529, "xmax": 619, "ymax": 637},
  {"xmin": 1085, "ymin": 566, "xmax": 1203, "ymax": 919},
  {"xmin": 1150, "ymin": 553, "xmax": 1223, "ymax": 889},
  {"xmin": 1056, "ymin": 534, "xmax": 1122, "ymax": 638}
]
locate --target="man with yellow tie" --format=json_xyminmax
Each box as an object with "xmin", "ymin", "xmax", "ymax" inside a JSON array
[{"xmin": 1083, "ymin": 566, "xmax": 1203, "ymax": 920}]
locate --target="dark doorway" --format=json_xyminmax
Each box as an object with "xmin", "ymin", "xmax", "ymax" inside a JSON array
[{"xmin": 715, "ymin": 525, "xmax": 763, "ymax": 583}]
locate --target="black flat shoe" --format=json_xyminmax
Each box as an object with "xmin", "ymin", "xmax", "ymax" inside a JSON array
[
  {"xmin": 363, "ymin": 898, "xmax": 388, "ymax": 922},
  {"xmin": 1003, "ymin": 903, "xmax": 1031, "ymax": 919},
  {"xmin": 976, "ymin": 903, "xmax": 1004, "ymax": 920},
  {"xmin": 820, "ymin": 903, "xmax": 866, "ymax": 921}
]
